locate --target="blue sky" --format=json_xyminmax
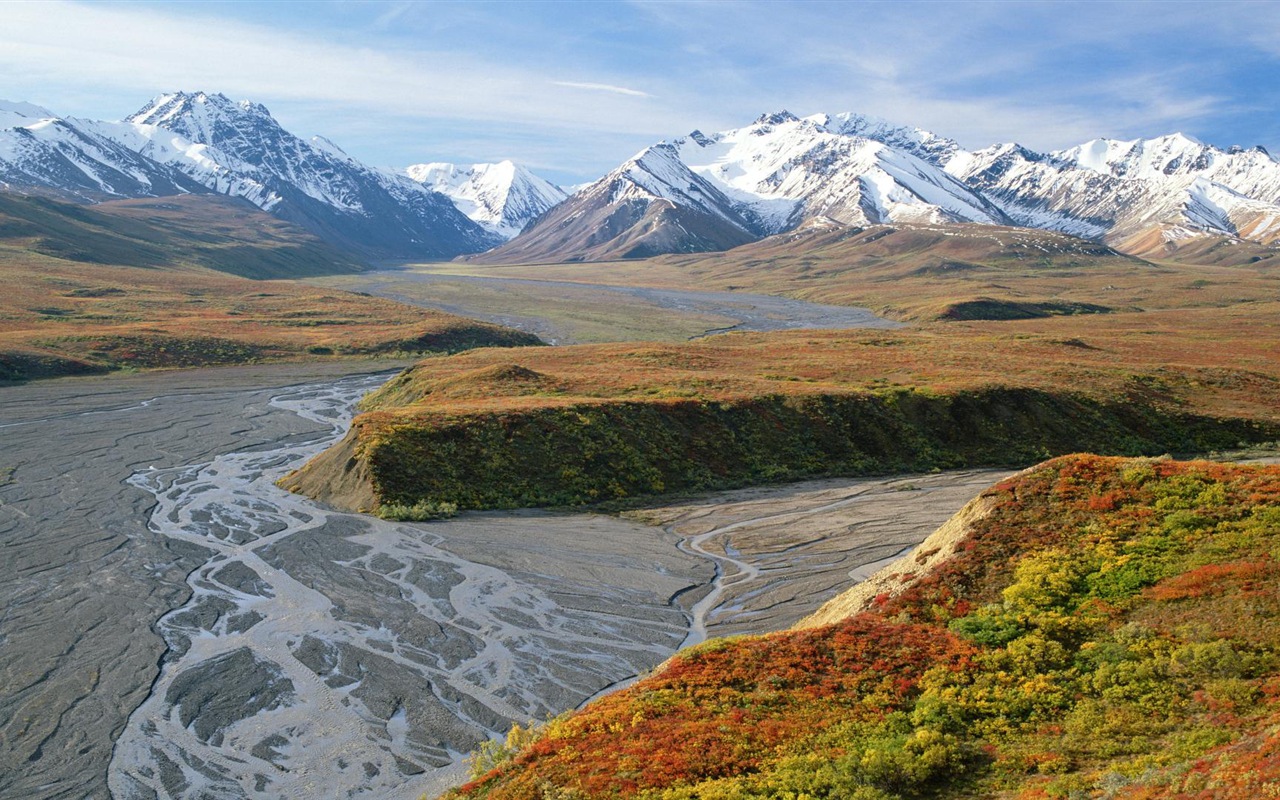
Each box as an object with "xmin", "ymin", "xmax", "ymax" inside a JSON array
[{"xmin": 2, "ymin": 0, "xmax": 1278, "ymax": 184}]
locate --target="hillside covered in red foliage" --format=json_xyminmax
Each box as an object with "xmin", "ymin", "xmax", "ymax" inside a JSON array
[{"xmin": 445, "ymin": 455, "xmax": 1280, "ymax": 799}]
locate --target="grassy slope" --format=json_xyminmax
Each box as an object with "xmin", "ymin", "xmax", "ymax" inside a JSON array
[
  {"xmin": 0, "ymin": 193, "xmax": 366, "ymax": 279},
  {"xmin": 280, "ymin": 305, "xmax": 1280, "ymax": 512},
  {"xmin": 0, "ymin": 193, "xmax": 541, "ymax": 380},
  {"xmin": 446, "ymin": 455, "xmax": 1280, "ymax": 800},
  {"xmin": 1113, "ymin": 225, "xmax": 1280, "ymax": 267}
]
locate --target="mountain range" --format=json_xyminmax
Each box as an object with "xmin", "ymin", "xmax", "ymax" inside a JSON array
[
  {"xmin": 477, "ymin": 111, "xmax": 1280, "ymax": 263},
  {"xmin": 3, "ymin": 93, "xmax": 1280, "ymax": 265},
  {"xmin": 0, "ymin": 94, "xmax": 515, "ymax": 260}
]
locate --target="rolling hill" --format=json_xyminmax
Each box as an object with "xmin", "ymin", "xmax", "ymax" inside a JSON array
[{"xmin": 0, "ymin": 192, "xmax": 540, "ymax": 381}]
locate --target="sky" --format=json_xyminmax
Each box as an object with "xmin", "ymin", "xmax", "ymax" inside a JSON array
[{"xmin": 2, "ymin": 0, "xmax": 1279, "ymax": 185}]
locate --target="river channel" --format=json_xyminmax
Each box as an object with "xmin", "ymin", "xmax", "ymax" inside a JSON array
[{"xmin": 311, "ymin": 270, "xmax": 903, "ymax": 345}]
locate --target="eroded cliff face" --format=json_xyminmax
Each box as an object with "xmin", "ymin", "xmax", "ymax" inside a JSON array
[
  {"xmin": 278, "ymin": 423, "xmax": 378, "ymax": 513},
  {"xmin": 795, "ymin": 488, "xmax": 1004, "ymax": 629}
]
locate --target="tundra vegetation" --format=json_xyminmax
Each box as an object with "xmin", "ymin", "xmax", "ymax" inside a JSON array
[
  {"xmin": 0, "ymin": 193, "xmax": 539, "ymax": 381},
  {"xmin": 445, "ymin": 455, "xmax": 1280, "ymax": 800},
  {"xmin": 281, "ymin": 309, "xmax": 1280, "ymax": 514}
]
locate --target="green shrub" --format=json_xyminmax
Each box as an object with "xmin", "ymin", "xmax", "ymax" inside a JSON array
[
  {"xmin": 364, "ymin": 388, "xmax": 1277, "ymax": 512},
  {"xmin": 374, "ymin": 499, "xmax": 458, "ymax": 521}
]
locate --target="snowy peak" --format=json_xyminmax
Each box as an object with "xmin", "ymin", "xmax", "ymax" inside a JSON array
[
  {"xmin": 0, "ymin": 109, "xmax": 209, "ymax": 201},
  {"xmin": 127, "ymin": 91, "xmax": 366, "ymax": 210},
  {"xmin": 1174, "ymin": 176, "xmax": 1280, "ymax": 243},
  {"xmin": 686, "ymin": 129, "xmax": 714, "ymax": 147},
  {"xmin": 404, "ymin": 159, "xmax": 566, "ymax": 239},
  {"xmin": 1053, "ymin": 133, "xmax": 1280, "ymax": 201},
  {"xmin": 128, "ymin": 91, "xmax": 279, "ymax": 146},
  {"xmin": 754, "ymin": 110, "xmax": 801, "ymax": 126},
  {"xmin": 669, "ymin": 110, "xmax": 1005, "ymax": 230},
  {"xmin": 1056, "ymin": 133, "xmax": 1213, "ymax": 180},
  {"xmin": 109, "ymin": 89, "xmax": 500, "ymax": 257},
  {"xmin": 309, "ymin": 135, "xmax": 351, "ymax": 160},
  {"xmin": 468, "ymin": 142, "xmax": 765, "ymax": 263},
  {"xmin": 126, "ymin": 90, "xmax": 321, "ymax": 187},
  {"xmin": 8, "ymin": 92, "xmax": 1280, "ymax": 263},
  {"xmin": 813, "ymin": 112, "xmax": 962, "ymax": 167},
  {"xmin": 0, "ymin": 99, "xmax": 57, "ymax": 129},
  {"xmin": 0, "ymin": 100, "xmax": 55, "ymax": 118},
  {"xmin": 0, "ymin": 90, "xmax": 498, "ymax": 258},
  {"xmin": 950, "ymin": 133, "xmax": 1280, "ymax": 248},
  {"xmin": 604, "ymin": 142, "xmax": 767, "ymax": 233},
  {"xmin": 479, "ymin": 108, "xmax": 1009, "ymax": 264},
  {"xmin": 615, "ymin": 144, "xmax": 725, "ymax": 206},
  {"xmin": 944, "ymin": 142, "xmax": 1057, "ymax": 186}
]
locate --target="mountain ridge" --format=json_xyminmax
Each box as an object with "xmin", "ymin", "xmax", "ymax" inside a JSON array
[
  {"xmin": 5, "ymin": 92, "xmax": 1280, "ymax": 265},
  {"xmin": 475, "ymin": 108, "xmax": 1280, "ymax": 264},
  {"xmin": 119, "ymin": 91, "xmax": 499, "ymax": 259},
  {"xmin": 474, "ymin": 111, "xmax": 1012, "ymax": 263}
]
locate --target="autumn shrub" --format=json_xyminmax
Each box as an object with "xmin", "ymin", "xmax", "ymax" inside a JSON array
[{"xmin": 443, "ymin": 457, "xmax": 1280, "ymax": 800}]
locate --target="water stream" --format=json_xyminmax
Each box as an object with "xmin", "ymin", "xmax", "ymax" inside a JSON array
[{"xmin": 106, "ymin": 376, "xmax": 703, "ymax": 799}]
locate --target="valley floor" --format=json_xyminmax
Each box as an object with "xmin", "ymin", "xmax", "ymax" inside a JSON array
[{"xmin": 309, "ymin": 268, "xmax": 900, "ymax": 345}]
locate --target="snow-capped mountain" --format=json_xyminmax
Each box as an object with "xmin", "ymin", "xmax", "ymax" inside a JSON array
[
  {"xmin": 804, "ymin": 111, "xmax": 964, "ymax": 168},
  {"xmin": 0, "ymin": 92, "xmax": 500, "ymax": 259},
  {"xmin": 478, "ymin": 110, "xmax": 1008, "ymax": 263},
  {"xmin": 120, "ymin": 92, "xmax": 499, "ymax": 258},
  {"xmin": 467, "ymin": 144, "xmax": 763, "ymax": 263},
  {"xmin": 6, "ymin": 93, "xmax": 1280, "ymax": 264},
  {"xmin": 0, "ymin": 100, "xmax": 55, "ymax": 129},
  {"xmin": 404, "ymin": 160, "xmax": 567, "ymax": 239},
  {"xmin": 945, "ymin": 144, "xmax": 1134, "ymax": 240},
  {"xmin": 672, "ymin": 111, "xmax": 1007, "ymax": 230},
  {"xmin": 1058, "ymin": 134, "xmax": 1280, "ymax": 202},
  {"xmin": 947, "ymin": 135, "xmax": 1280, "ymax": 253},
  {"xmin": 0, "ymin": 102, "xmax": 208, "ymax": 200},
  {"xmin": 492, "ymin": 107, "xmax": 1280, "ymax": 263}
]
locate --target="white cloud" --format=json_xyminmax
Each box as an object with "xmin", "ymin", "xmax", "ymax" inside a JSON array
[
  {"xmin": 370, "ymin": 1, "xmax": 414, "ymax": 30},
  {"xmin": 0, "ymin": 1, "xmax": 684, "ymax": 135},
  {"xmin": 0, "ymin": 0, "xmax": 1275, "ymax": 180},
  {"xmin": 553, "ymin": 82, "xmax": 652, "ymax": 98},
  {"xmin": 628, "ymin": 0, "xmax": 1249, "ymax": 153}
]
